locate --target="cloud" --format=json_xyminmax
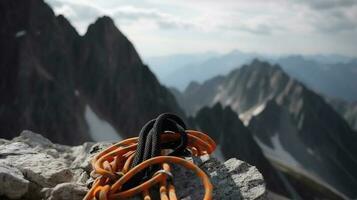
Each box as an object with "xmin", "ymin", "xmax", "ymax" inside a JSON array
[
  {"xmin": 48, "ymin": 0, "xmax": 102, "ymax": 19},
  {"xmin": 110, "ymin": 6, "xmax": 195, "ymax": 30},
  {"xmin": 46, "ymin": 0, "xmax": 103, "ymax": 33},
  {"xmin": 46, "ymin": 0, "xmax": 195, "ymax": 32},
  {"xmin": 294, "ymin": 0, "xmax": 357, "ymax": 10},
  {"xmin": 221, "ymin": 23, "xmax": 276, "ymax": 35},
  {"xmin": 293, "ymin": 0, "xmax": 357, "ymax": 34},
  {"xmin": 45, "ymin": 0, "xmax": 301, "ymax": 35},
  {"xmin": 315, "ymin": 10, "xmax": 357, "ymax": 33},
  {"xmin": 217, "ymin": 13, "xmax": 286, "ymax": 36},
  {"xmin": 45, "ymin": 0, "xmax": 357, "ymax": 57}
]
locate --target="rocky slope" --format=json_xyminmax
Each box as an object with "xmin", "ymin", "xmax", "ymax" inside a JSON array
[
  {"xmin": 0, "ymin": 131, "xmax": 267, "ymax": 200},
  {"xmin": 248, "ymin": 100, "xmax": 352, "ymax": 199},
  {"xmin": 326, "ymin": 98, "xmax": 357, "ymax": 131},
  {"xmin": 175, "ymin": 59, "xmax": 357, "ymax": 198},
  {"xmin": 189, "ymin": 103, "xmax": 290, "ymax": 197},
  {"xmin": 174, "ymin": 59, "xmax": 289, "ymax": 115},
  {"xmin": 77, "ymin": 16, "xmax": 184, "ymax": 138},
  {"xmin": 0, "ymin": 0, "xmax": 184, "ymax": 144}
]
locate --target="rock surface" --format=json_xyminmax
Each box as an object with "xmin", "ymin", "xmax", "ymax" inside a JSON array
[
  {"xmin": 0, "ymin": 163, "xmax": 29, "ymax": 199},
  {"xmin": 0, "ymin": 131, "xmax": 267, "ymax": 200}
]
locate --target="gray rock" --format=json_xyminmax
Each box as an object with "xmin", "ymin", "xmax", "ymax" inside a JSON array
[
  {"xmin": 173, "ymin": 157, "xmax": 266, "ymax": 200},
  {"xmin": 0, "ymin": 131, "xmax": 267, "ymax": 199},
  {"xmin": 0, "ymin": 131, "xmax": 92, "ymax": 199},
  {"xmin": 43, "ymin": 183, "xmax": 88, "ymax": 200},
  {"xmin": 0, "ymin": 163, "xmax": 29, "ymax": 199}
]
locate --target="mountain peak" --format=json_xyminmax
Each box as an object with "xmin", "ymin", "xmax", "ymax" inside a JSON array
[
  {"xmin": 212, "ymin": 102, "xmax": 224, "ymax": 111},
  {"xmin": 77, "ymin": 16, "xmax": 184, "ymax": 138},
  {"xmin": 56, "ymin": 14, "xmax": 79, "ymax": 37},
  {"xmin": 176, "ymin": 56, "xmax": 357, "ymax": 198},
  {"xmin": 231, "ymin": 59, "xmax": 284, "ymax": 79},
  {"xmin": 93, "ymin": 16, "xmax": 116, "ymax": 27},
  {"xmin": 86, "ymin": 16, "xmax": 125, "ymax": 40},
  {"xmin": 251, "ymin": 58, "xmax": 282, "ymax": 71},
  {"xmin": 185, "ymin": 81, "xmax": 201, "ymax": 93},
  {"xmin": 81, "ymin": 15, "xmax": 142, "ymax": 69}
]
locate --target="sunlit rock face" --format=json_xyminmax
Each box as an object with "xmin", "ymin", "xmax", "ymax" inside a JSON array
[
  {"xmin": 176, "ymin": 59, "xmax": 357, "ymax": 198},
  {"xmin": 0, "ymin": 0, "xmax": 184, "ymax": 144}
]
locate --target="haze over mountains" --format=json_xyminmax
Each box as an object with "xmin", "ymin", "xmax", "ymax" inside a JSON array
[
  {"xmin": 150, "ymin": 51, "xmax": 357, "ymax": 131},
  {"xmin": 147, "ymin": 50, "xmax": 357, "ymax": 102},
  {"xmin": 1, "ymin": 0, "xmax": 357, "ymax": 199}
]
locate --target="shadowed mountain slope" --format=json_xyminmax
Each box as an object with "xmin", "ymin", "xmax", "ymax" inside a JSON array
[
  {"xmin": 189, "ymin": 103, "xmax": 290, "ymax": 197},
  {"xmin": 0, "ymin": 0, "xmax": 184, "ymax": 144}
]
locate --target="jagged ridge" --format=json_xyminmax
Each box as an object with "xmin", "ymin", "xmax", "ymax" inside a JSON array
[{"xmin": 174, "ymin": 59, "xmax": 357, "ymax": 198}]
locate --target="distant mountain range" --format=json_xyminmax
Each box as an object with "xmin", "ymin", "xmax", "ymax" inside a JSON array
[
  {"xmin": 146, "ymin": 52, "xmax": 218, "ymax": 80},
  {"xmin": 147, "ymin": 50, "xmax": 263, "ymax": 90},
  {"xmin": 277, "ymin": 56, "xmax": 357, "ymax": 102},
  {"xmin": 148, "ymin": 51, "xmax": 357, "ymax": 102},
  {"xmin": 173, "ymin": 59, "xmax": 357, "ymax": 198},
  {"xmin": 150, "ymin": 51, "xmax": 357, "ymax": 131}
]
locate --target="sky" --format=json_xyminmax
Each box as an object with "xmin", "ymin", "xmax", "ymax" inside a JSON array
[{"xmin": 46, "ymin": 0, "xmax": 357, "ymax": 58}]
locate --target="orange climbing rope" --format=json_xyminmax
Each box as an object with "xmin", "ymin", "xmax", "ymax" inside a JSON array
[{"xmin": 84, "ymin": 130, "xmax": 216, "ymax": 200}]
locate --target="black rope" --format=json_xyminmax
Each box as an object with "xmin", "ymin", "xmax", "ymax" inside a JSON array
[{"xmin": 123, "ymin": 113, "xmax": 188, "ymax": 189}]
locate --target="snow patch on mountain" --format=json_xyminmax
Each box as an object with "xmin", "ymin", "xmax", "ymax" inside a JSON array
[
  {"xmin": 239, "ymin": 103, "xmax": 266, "ymax": 125},
  {"xmin": 15, "ymin": 30, "xmax": 26, "ymax": 38},
  {"xmin": 84, "ymin": 105, "xmax": 122, "ymax": 142},
  {"xmin": 254, "ymin": 133, "xmax": 300, "ymax": 168}
]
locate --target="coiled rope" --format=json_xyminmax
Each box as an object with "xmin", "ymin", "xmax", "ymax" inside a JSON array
[{"xmin": 84, "ymin": 113, "xmax": 216, "ymax": 200}]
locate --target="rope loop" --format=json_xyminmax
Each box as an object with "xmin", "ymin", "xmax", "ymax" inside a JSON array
[{"xmin": 84, "ymin": 113, "xmax": 216, "ymax": 200}]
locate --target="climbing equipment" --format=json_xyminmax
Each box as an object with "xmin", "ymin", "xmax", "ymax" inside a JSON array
[{"xmin": 84, "ymin": 113, "xmax": 216, "ymax": 200}]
